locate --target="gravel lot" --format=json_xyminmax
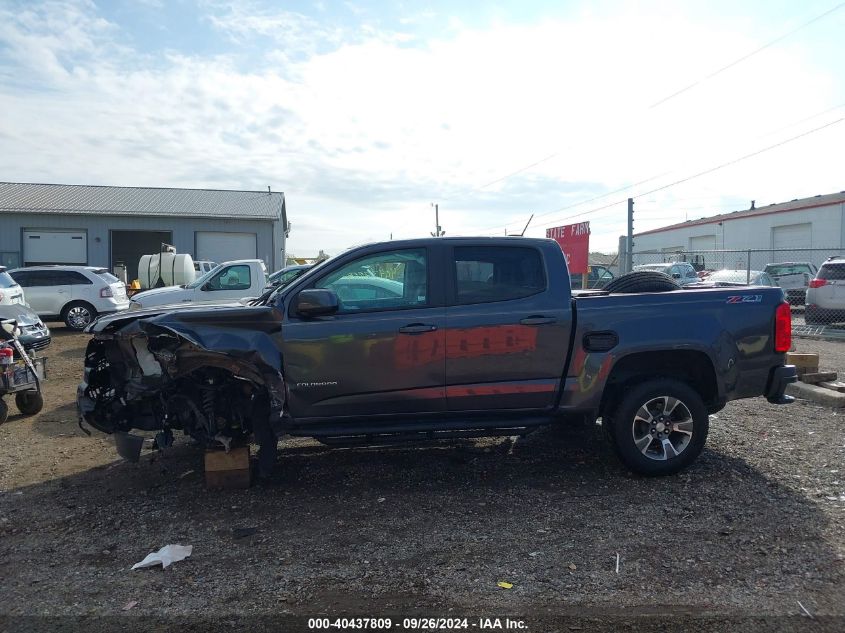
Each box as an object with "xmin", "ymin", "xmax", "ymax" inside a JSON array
[{"xmin": 0, "ymin": 326, "xmax": 843, "ymax": 631}]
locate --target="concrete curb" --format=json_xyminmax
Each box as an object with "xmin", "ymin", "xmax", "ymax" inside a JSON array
[{"xmin": 786, "ymin": 382, "xmax": 845, "ymax": 408}]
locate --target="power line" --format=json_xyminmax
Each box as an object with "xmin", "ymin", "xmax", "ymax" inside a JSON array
[
  {"xmin": 530, "ymin": 115, "xmax": 845, "ymax": 231},
  {"xmin": 649, "ymin": 1, "xmax": 845, "ymax": 109}
]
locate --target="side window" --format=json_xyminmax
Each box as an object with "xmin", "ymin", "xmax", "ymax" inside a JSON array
[
  {"xmin": 454, "ymin": 246, "xmax": 545, "ymax": 305},
  {"xmin": 61, "ymin": 271, "xmax": 92, "ymax": 285},
  {"xmin": 685, "ymin": 265, "xmax": 697, "ymax": 278},
  {"xmin": 312, "ymin": 248, "xmax": 426, "ymax": 313},
  {"xmin": 10, "ymin": 271, "xmax": 30, "ymax": 287},
  {"xmin": 206, "ymin": 265, "xmax": 251, "ymax": 291}
]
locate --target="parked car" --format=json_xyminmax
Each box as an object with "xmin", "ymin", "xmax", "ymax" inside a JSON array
[
  {"xmin": 704, "ymin": 269, "xmax": 777, "ymax": 287},
  {"xmin": 763, "ymin": 262, "xmax": 817, "ymax": 305},
  {"xmin": 129, "ymin": 259, "xmax": 268, "ymax": 310},
  {"xmin": 634, "ymin": 262, "xmax": 700, "ymax": 285},
  {"xmin": 0, "ymin": 267, "xmax": 25, "ymax": 306},
  {"xmin": 0, "ymin": 303, "xmax": 50, "ymax": 355},
  {"xmin": 193, "ymin": 260, "xmax": 218, "ymax": 275},
  {"xmin": 8, "ymin": 266, "xmax": 129, "ymax": 330},
  {"xmin": 79, "ymin": 237, "xmax": 796, "ymax": 477},
  {"xmin": 267, "ymin": 264, "xmax": 314, "ymax": 288},
  {"xmin": 805, "ymin": 257, "xmax": 845, "ymax": 325},
  {"xmin": 570, "ymin": 265, "xmax": 614, "ymax": 290}
]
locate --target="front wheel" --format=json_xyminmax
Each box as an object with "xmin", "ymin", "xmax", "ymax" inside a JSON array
[{"xmin": 606, "ymin": 379, "xmax": 709, "ymax": 476}]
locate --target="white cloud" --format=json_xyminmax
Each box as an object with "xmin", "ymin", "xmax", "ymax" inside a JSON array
[{"xmin": 0, "ymin": 1, "xmax": 842, "ymax": 255}]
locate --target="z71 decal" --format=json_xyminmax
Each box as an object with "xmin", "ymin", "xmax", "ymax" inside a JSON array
[{"xmin": 726, "ymin": 295, "xmax": 763, "ymax": 304}]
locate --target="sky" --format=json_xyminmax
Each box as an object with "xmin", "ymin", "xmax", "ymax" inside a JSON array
[{"xmin": 1, "ymin": 0, "xmax": 843, "ymax": 256}]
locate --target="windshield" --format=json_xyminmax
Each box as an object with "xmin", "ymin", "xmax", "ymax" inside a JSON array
[
  {"xmin": 0, "ymin": 271, "xmax": 18, "ymax": 288},
  {"xmin": 709, "ymin": 270, "xmax": 756, "ymax": 283},
  {"xmin": 254, "ymin": 259, "xmax": 332, "ymax": 306},
  {"xmin": 186, "ymin": 264, "xmax": 221, "ymax": 289},
  {"xmin": 765, "ymin": 264, "xmax": 812, "ymax": 276},
  {"xmin": 636, "ymin": 264, "xmax": 672, "ymax": 272}
]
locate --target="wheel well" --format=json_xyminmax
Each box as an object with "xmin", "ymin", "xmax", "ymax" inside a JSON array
[
  {"xmin": 61, "ymin": 300, "xmax": 96, "ymax": 317},
  {"xmin": 599, "ymin": 350, "xmax": 718, "ymax": 417}
]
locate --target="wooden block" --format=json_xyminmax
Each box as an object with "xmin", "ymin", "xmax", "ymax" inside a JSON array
[
  {"xmin": 820, "ymin": 381, "xmax": 845, "ymax": 393},
  {"xmin": 796, "ymin": 366, "xmax": 819, "ymax": 376},
  {"xmin": 799, "ymin": 372, "xmax": 838, "ymax": 385},
  {"xmin": 787, "ymin": 352, "xmax": 820, "ymax": 368},
  {"xmin": 205, "ymin": 446, "xmax": 251, "ymax": 489}
]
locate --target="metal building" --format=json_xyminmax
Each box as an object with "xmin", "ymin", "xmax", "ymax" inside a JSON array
[
  {"xmin": 630, "ymin": 190, "xmax": 845, "ymax": 270},
  {"xmin": 0, "ymin": 182, "xmax": 288, "ymax": 280}
]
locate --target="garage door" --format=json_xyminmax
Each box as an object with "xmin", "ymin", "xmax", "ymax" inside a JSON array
[
  {"xmin": 772, "ymin": 223, "xmax": 811, "ymax": 249},
  {"xmin": 196, "ymin": 231, "xmax": 257, "ymax": 262},
  {"xmin": 23, "ymin": 230, "xmax": 87, "ymax": 265},
  {"xmin": 689, "ymin": 235, "xmax": 716, "ymax": 252}
]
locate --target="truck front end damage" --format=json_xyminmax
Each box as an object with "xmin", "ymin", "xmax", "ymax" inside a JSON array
[{"xmin": 77, "ymin": 307, "xmax": 285, "ymax": 466}]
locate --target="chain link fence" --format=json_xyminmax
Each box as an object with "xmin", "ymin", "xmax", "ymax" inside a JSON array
[{"xmin": 630, "ymin": 247, "xmax": 845, "ymax": 337}]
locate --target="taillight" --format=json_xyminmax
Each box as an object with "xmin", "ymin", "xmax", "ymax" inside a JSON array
[
  {"xmin": 99, "ymin": 286, "xmax": 113, "ymax": 298},
  {"xmin": 809, "ymin": 279, "xmax": 827, "ymax": 288},
  {"xmin": 774, "ymin": 301, "xmax": 791, "ymax": 353}
]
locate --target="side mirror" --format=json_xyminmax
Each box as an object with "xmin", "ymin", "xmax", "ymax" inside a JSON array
[{"xmin": 295, "ymin": 289, "xmax": 339, "ymax": 318}]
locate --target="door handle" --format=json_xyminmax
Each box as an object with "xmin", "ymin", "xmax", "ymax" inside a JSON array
[
  {"xmin": 520, "ymin": 316, "xmax": 556, "ymax": 326},
  {"xmin": 399, "ymin": 323, "xmax": 437, "ymax": 334}
]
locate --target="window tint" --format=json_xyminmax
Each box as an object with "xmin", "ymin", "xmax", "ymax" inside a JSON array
[
  {"xmin": 206, "ymin": 265, "xmax": 251, "ymax": 291},
  {"xmin": 685, "ymin": 266, "xmax": 698, "ymax": 278},
  {"xmin": 818, "ymin": 264, "xmax": 845, "ymax": 280},
  {"xmin": 454, "ymin": 246, "xmax": 545, "ymax": 305},
  {"xmin": 0, "ymin": 271, "xmax": 17, "ymax": 288},
  {"xmin": 56, "ymin": 271, "xmax": 92, "ymax": 285},
  {"xmin": 312, "ymin": 248, "xmax": 426, "ymax": 313}
]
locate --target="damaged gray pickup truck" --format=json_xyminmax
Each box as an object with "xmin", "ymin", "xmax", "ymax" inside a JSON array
[{"xmin": 78, "ymin": 237, "xmax": 797, "ymax": 476}]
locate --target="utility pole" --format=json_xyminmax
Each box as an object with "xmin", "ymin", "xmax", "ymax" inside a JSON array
[
  {"xmin": 626, "ymin": 198, "xmax": 634, "ymax": 274},
  {"xmin": 430, "ymin": 203, "xmax": 444, "ymax": 237}
]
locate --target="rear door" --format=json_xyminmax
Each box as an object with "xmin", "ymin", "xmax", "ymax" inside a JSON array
[
  {"xmin": 444, "ymin": 244, "xmax": 573, "ymax": 411},
  {"xmin": 282, "ymin": 246, "xmax": 446, "ymax": 420}
]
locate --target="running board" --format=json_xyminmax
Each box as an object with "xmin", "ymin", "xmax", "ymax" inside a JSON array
[
  {"xmin": 314, "ymin": 426, "xmax": 542, "ymax": 447},
  {"xmin": 286, "ymin": 415, "xmax": 551, "ymax": 439}
]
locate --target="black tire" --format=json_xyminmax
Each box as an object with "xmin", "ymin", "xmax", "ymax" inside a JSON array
[
  {"xmin": 603, "ymin": 271, "xmax": 681, "ymax": 294},
  {"xmin": 0, "ymin": 399, "xmax": 7, "ymax": 425},
  {"xmin": 62, "ymin": 301, "xmax": 97, "ymax": 331},
  {"xmin": 15, "ymin": 390, "xmax": 44, "ymax": 415},
  {"xmin": 606, "ymin": 379, "xmax": 709, "ymax": 476}
]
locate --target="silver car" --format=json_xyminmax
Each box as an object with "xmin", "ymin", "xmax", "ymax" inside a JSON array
[
  {"xmin": 805, "ymin": 258, "xmax": 845, "ymax": 325},
  {"xmin": 705, "ymin": 269, "xmax": 777, "ymax": 287},
  {"xmin": 634, "ymin": 262, "xmax": 700, "ymax": 285}
]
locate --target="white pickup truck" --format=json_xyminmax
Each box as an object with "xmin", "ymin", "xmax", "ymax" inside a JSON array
[
  {"xmin": 129, "ymin": 259, "xmax": 268, "ymax": 311},
  {"xmin": 763, "ymin": 262, "xmax": 817, "ymax": 305}
]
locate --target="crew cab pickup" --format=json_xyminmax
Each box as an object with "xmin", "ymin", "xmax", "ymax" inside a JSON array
[
  {"xmin": 78, "ymin": 237, "xmax": 797, "ymax": 476},
  {"xmin": 128, "ymin": 259, "xmax": 268, "ymax": 310}
]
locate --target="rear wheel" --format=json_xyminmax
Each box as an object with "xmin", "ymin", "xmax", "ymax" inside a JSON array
[
  {"xmin": 62, "ymin": 301, "xmax": 97, "ymax": 331},
  {"xmin": 15, "ymin": 390, "xmax": 44, "ymax": 415},
  {"xmin": 0, "ymin": 399, "xmax": 7, "ymax": 425},
  {"xmin": 606, "ymin": 379, "xmax": 708, "ymax": 476}
]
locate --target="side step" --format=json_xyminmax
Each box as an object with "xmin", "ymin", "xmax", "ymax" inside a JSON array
[{"xmin": 286, "ymin": 415, "xmax": 552, "ymax": 446}]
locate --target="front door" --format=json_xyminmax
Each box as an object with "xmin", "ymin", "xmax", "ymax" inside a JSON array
[
  {"xmin": 283, "ymin": 246, "xmax": 446, "ymax": 420},
  {"xmin": 445, "ymin": 244, "xmax": 573, "ymax": 411},
  {"xmin": 194, "ymin": 263, "xmax": 255, "ymax": 303}
]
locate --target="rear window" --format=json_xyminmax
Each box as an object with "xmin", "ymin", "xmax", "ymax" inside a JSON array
[
  {"xmin": 765, "ymin": 264, "xmax": 813, "ymax": 276},
  {"xmin": 0, "ymin": 271, "xmax": 18, "ymax": 288},
  {"xmin": 818, "ymin": 264, "xmax": 845, "ymax": 280}
]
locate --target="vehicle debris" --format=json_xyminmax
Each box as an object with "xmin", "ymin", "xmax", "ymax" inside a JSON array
[{"xmin": 131, "ymin": 544, "xmax": 193, "ymax": 570}]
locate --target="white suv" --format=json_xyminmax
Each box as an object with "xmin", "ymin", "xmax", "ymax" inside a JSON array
[
  {"xmin": 805, "ymin": 257, "xmax": 845, "ymax": 325},
  {"xmin": 8, "ymin": 266, "xmax": 129, "ymax": 330},
  {"xmin": 0, "ymin": 267, "xmax": 25, "ymax": 306}
]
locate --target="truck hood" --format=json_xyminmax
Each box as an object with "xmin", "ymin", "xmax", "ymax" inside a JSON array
[
  {"xmin": 130, "ymin": 285, "xmax": 193, "ymax": 306},
  {"xmin": 87, "ymin": 302, "xmax": 245, "ymax": 333}
]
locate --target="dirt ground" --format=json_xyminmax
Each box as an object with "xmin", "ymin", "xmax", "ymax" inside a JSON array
[{"xmin": 0, "ymin": 327, "xmax": 843, "ymax": 631}]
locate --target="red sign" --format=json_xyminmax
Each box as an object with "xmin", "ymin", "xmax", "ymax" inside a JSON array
[{"xmin": 546, "ymin": 222, "xmax": 590, "ymax": 274}]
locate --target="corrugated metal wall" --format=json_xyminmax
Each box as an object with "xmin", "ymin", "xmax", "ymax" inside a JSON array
[{"xmin": 0, "ymin": 213, "xmax": 285, "ymax": 272}]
